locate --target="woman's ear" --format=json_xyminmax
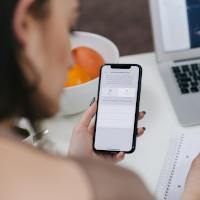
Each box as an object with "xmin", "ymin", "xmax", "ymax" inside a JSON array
[
  {"xmin": 13, "ymin": 0, "xmax": 45, "ymax": 85},
  {"xmin": 13, "ymin": 0, "xmax": 35, "ymax": 47}
]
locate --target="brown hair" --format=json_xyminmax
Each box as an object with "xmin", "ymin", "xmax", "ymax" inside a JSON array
[{"xmin": 0, "ymin": 0, "xmax": 49, "ymax": 135}]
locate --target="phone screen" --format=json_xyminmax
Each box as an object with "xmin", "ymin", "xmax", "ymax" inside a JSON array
[{"xmin": 94, "ymin": 65, "xmax": 141, "ymax": 152}]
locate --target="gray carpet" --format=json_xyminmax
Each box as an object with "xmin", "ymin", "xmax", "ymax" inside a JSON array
[{"xmin": 77, "ymin": 0, "xmax": 154, "ymax": 56}]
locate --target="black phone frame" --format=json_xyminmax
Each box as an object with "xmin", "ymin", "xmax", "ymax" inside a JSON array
[{"xmin": 93, "ymin": 64, "xmax": 143, "ymax": 154}]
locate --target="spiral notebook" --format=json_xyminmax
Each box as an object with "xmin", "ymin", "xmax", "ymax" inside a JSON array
[{"xmin": 156, "ymin": 133, "xmax": 200, "ymax": 200}]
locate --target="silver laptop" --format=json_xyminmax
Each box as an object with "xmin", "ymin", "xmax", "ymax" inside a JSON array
[{"xmin": 150, "ymin": 0, "xmax": 200, "ymax": 126}]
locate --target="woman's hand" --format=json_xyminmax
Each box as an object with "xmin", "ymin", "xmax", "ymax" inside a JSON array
[
  {"xmin": 182, "ymin": 154, "xmax": 200, "ymax": 200},
  {"xmin": 68, "ymin": 101, "xmax": 146, "ymax": 163}
]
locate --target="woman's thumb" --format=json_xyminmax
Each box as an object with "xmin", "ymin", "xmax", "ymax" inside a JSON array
[{"xmin": 79, "ymin": 100, "xmax": 97, "ymax": 127}]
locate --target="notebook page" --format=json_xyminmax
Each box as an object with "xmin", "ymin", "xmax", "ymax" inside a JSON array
[
  {"xmin": 156, "ymin": 133, "xmax": 200, "ymax": 200},
  {"xmin": 156, "ymin": 134, "xmax": 180, "ymax": 200}
]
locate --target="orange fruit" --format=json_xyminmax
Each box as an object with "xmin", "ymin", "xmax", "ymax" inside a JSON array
[
  {"xmin": 72, "ymin": 47, "xmax": 105, "ymax": 79},
  {"xmin": 64, "ymin": 64, "xmax": 91, "ymax": 87}
]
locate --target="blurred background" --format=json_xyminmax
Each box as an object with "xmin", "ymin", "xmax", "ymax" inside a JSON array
[{"xmin": 77, "ymin": 0, "xmax": 154, "ymax": 56}]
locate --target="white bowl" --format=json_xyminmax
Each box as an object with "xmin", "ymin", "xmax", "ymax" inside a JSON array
[{"xmin": 59, "ymin": 31, "xmax": 120, "ymax": 115}]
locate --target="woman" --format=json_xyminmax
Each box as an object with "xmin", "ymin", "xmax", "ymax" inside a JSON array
[
  {"xmin": 0, "ymin": 0, "xmax": 198, "ymax": 199},
  {"xmin": 0, "ymin": 0, "xmax": 153, "ymax": 199}
]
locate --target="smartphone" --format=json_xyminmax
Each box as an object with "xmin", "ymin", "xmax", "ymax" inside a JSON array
[{"xmin": 93, "ymin": 64, "xmax": 142, "ymax": 154}]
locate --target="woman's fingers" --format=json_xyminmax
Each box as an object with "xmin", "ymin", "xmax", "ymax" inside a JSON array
[
  {"xmin": 89, "ymin": 126, "xmax": 146, "ymax": 137},
  {"xmin": 137, "ymin": 127, "xmax": 146, "ymax": 137},
  {"xmin": 137, "ymin": 112, "xmax": 146, "ymax": 137},
  {"xmin": 138, "ymin": 111, "xmax": 146, "ymax": 120},
  {"xmin": 99, "ymin": 152, "xmax": 125, "ymax": 163},
  {"xmin": 89, "ymin": 111, "xmax": 146, "ymax": 129},
  {"xmin": 88, "ymin": 120, "xmax": 95, "ymax": 134},
  {"xmin": 115, "ymin": 152, "xmax": 125, "ymax": 162},
  {"xmin": 85, "ymin": 107, "xmax": 145, "ymax": 129},
  {"xmin": 79, "ymin": 101, "xmax": 97, "ymax": 127}
]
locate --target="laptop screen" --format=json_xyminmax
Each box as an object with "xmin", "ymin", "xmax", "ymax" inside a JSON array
[{"xmin": 159, "ymin": 0, "xmax": 200, "ymax": 52}]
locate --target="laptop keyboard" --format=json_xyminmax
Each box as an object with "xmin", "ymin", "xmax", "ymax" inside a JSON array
[{"xmin": 172, "ymin": 63, "xmax": 200, "ymax": 94}]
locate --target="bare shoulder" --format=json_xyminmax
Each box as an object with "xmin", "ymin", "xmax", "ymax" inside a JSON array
[{"xmin": 0, "ymin": 136, "xmax": 92, "ymax": 200}]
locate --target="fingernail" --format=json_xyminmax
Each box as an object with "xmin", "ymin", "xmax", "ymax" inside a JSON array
[
  {"xmin": 142, "ymin": 111, "xmax": 146, "ymax": 115},
  {"xmin": 90, "ymin": 97, "xmax": 96, "ymax": 106},
  {"xmin": 143, "ymin": 127, "xmax": 146, "ymax": 131}
]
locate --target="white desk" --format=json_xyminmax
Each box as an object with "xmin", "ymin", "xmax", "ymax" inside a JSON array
[{"xmin": 43, "ymin": 52, "xmax": 200, "ymax": 193}]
